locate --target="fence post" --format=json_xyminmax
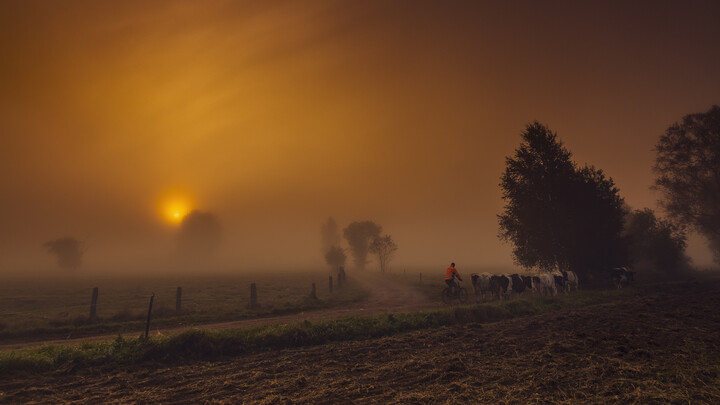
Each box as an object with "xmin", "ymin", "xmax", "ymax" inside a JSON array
[
  {"xmin": 311, "ymin": 282, "xmax": 317, "ymax": 299},
  {"xmin": 338, "ymin": 266, "xmax": 345, "ymax": 288},
  {"xmin": 249, "ymin": 283, "xmax": 259, "ymax": 309},
  {"xmin": 176, "ymin": 287, "xmax": 182, "ymax": 313},
  {"xmin": 90, "ymin": 287, "xmax": 98, "ymax": 320},
  {"xmin": 145, "ymin": 293, "xmax": 155, "ymax": 339},
  {"xmin": 419, "ymin": 272, "xmax": 422, "ymax": 284},
  {"xmin": 329, "ymin": 276, "xmax": 333, "ymax": 293}
]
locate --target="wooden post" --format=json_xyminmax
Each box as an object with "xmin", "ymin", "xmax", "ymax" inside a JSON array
[
  {"xmin": 249, "ymin": 283, "xmax": 258, "ymax": 309},
  {"xmin": 329, "ymin": 276, "xmax": 333, "ymax": 293},
  {"xmin": 145, "ymin": 293, "xmax": 154, "ymax": 339},
  {"xmin": 176, "ymin": 287, "xmax": 182, "ymax": 313},
  {"xmin": 311, "ymin": 282, "xmax": 317, "ymax": 299},
  {"xmin": 90, "ymin": 287, "xmax": 98, "ymax": 320},
  {"xmin": 419, "ymin": 272, "xmax": 422, "ymax": 284}
]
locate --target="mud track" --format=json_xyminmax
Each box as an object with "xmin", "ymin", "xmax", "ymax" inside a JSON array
[
  {"xmin": 0, "ymin": 271, "xmax": 439, "ymax": 351},
  {"xmin": 2, "ymin": 280, "xmax": 719, "ymax": 403}
]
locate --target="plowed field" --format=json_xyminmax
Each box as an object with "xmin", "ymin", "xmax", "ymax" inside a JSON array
[{"xmin": 2, "ymin": 280, "xmax": 719, "ymax": 404}]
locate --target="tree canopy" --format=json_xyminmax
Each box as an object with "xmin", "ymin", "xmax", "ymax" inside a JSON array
[
  {"xmin": 343, "ymin": 220, "xmax": 381, "ymax": 270},
  {"xmin": 498, "ymin": 122, "xmax": 626, "ymax": 283},
  {"xmin": 43, "ymin": 236, "xmax": 83, "ymax": 271},
  {"xmin": 654, "ymin": 105, "xmax": 720, "ymax": 263}
]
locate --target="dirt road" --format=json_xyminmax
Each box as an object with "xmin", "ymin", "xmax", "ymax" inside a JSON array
[
  {"xmin": 2, "ymin": 280, "xmax": 719, "ymax": 403},
  {"xmin": 0, "ymin": 271, "xmax": 440, "ymax": 351}
]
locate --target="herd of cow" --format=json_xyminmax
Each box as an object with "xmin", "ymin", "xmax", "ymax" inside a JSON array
[{"xmin": 469, "ymin": 267, "xmax": 635, "ymax": 302}]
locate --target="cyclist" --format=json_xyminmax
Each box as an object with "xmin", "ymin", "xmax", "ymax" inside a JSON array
[{"xmin": 444, "ymin": 262, "xmax": 463, "ymax": 296}]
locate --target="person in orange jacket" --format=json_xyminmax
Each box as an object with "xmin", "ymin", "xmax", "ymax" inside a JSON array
[{"xmin": 445, "ymin": 262, "xmax": 463, "ymax": 296}]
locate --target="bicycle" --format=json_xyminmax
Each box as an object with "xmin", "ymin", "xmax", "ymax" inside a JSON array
[{"xmin": 442, "ymin": 279, "xmax": 468, "ymax": 305}]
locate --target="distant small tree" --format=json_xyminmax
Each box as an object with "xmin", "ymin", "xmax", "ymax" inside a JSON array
[
  {"xmin": 623, "ymin": 208, "xmax": 691, "ymax": 278},
  {"xmin": 43, "ymin": 237, "xmax": 83, "ymax": 271},
  {"xmin": 369, "ymin": 234, "xmax": 398, "ymax": 273},
  {"xmin": 343, "ymin": 221, "xmax": 382, "ymax": 270},
  {"xmin": 177, "ymin": 210, "xmax": 222, "ymax": 263},
  {"xmin": 321, "ymin": 217, "xmax": 342, "ymax": 253},
  {"xmin": 654, "ymin": 105, "xmax": 720, "ymax": 263},
  {"xmin": 324, "ymin": 245, "xmax": 347, "ymax": 268}
]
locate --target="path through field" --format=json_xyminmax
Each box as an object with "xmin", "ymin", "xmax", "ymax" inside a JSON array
[
  {"xmin": 2, "ymin": 280, "xmax": 719, "ymax": 403},
  {"xmin": 0, "ymin": 271, "xmax": 440, "ymax": 351}
]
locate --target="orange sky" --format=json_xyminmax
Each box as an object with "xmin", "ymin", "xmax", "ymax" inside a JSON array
[{"xmin": 1, "ymin": 0, "xmax": 719, "ymax": 275}]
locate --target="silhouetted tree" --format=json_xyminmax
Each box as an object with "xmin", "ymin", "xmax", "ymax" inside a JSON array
[
  {"xmin": 623, "ymin": 208, "xmax": 691, "ymax": 278},
  {"xmin": 324, "ymin": 245, "xmax": 347, "ymax": 268},
  {"xmin": 498, "ymin": 122, "xmax": 627, "ymax": 284},
  {"xmin": 654, "ymin": 105, "xmax": 720, "ymax": 263},
  {"xmin": 369, "ymin": 234, "xmax": 398, "ymax": 273},
  {"xmin": 321, "ymin": 217, "xmax": 341, "ymax": 253},
  {"xmin": 177, "ymin": 210, "xmax": 222, "ymax": 263},
  {"xmin": 343, "ymin": 220, "xmax": 381, "ymax": 270},
  {"xmin": 43, "ymin": 237, "xmax": 83, "ymax": 271}
]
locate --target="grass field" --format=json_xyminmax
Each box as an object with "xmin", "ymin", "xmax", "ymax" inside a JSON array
[
  {"xmin": 0, "ymin": 271, "xmax": 366, "ymax": 343},
  {"xmin": 0, "ymin": 285, "xmax": 634, "ymax": 376}
]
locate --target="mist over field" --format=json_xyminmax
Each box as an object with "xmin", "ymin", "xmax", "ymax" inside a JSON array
[{"xmin": 2, "ymin": 0, "xmax": 720, "ymax": 278}]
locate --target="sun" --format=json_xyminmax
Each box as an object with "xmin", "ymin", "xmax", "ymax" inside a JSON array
[{"xmin": 157, "ymin": 189, "xmax": 195, "ymax": 225}]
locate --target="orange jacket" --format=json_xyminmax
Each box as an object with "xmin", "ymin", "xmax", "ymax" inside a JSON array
[{"xmin": 445, "ymin": 265, "xmax": 459, "ymax": 280}]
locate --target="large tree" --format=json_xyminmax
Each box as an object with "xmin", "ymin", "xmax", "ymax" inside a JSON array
[
  {"xmin": 369, "ymin": 234, "xmax": 398, "ymax": 273},
  {"xmin": 343, "ymin": 220, "xmax": 381, "ymax": 270},
  {"xmin": 654, "ymin": 105, "xmax": 720, "ymax": 263},
  {"xmin": 498, "ymin": 122, "xmax": 627, "ymax": 283}
]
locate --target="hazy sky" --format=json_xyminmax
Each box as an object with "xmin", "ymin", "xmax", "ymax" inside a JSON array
[{"xmin": 2, "ymin": 0, "xmax": 719, "ymax": 275}]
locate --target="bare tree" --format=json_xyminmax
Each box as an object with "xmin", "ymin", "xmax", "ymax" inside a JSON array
[
  {"xmin": 43, "ymin": 236, "xmax": 84, "ymax": 271},
  {"xmin": 369, "ymin": 234, "xmax": 398, "ymax": 273},
  {"xmin": 343, "ymin": 220, "xmax": 381, "ymax": 270}
]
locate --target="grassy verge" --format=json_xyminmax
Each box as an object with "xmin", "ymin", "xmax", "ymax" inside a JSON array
[{"xmin": 0, "ymin": 288, "xmax": 635, "ymax": 376}]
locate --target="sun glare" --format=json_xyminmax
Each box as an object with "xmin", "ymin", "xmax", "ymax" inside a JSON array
[{"xmin": 158, "ymin": 189, "xmax": 195, "ymax": 225}]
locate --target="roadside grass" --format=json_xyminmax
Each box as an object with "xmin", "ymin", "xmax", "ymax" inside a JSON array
[
  {"xmin": 0, "ymin": 287, "xmax": 635, "ymax": 375},
  {"xmin": 0, "ymin": 273, "xmax": 368, "ymax": 343}
]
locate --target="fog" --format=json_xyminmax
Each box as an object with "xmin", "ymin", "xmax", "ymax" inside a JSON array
[{"xmin": 2, "ymin": 1, "xmax": 719, "ymax": 277}]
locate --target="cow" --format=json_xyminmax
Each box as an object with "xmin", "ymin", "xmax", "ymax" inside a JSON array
[
  {"xmin": 534, "ymin": 273, "xmax": 557, "ymax": 296},
  {"xmin": 489, "ymin": 274, "xmax": 510, "ymax": 300},
  {"xmin": 561, "ymin": 270, "xmax": 579, "ymax": 293},
  {"xmin": 552, "ymin": 273, "xmax": 566, "ymax": 294},
  {"xmin": 531, "ymin": 276, "xmax": 542, "ymax": 296},
  {"xmin": 470, "ymin": 273, "xmax": 492, "ymax": 302},
  {"xmin": 611, "ymin": 267, "xmax": 635, "ymax": 288},
  {"xmin": 509, "ymin": 274, "xmax": 526, "ymax": 297}
]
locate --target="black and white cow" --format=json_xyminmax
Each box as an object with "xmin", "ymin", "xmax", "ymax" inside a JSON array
[
  {"xmin": 611, "ymin": 267, "xmax": 635, "ymax": 288},
  {"xmin": 489, "ymin": 274, "xmax": 510, "ymax": 300},
  {"xmin": 470, "ymin": 273, "xmax": 492, "ymax": 301},
  {"xmin": 535, "ymin": 273, "xmax": 557, "ymax": 296},
  {"xmin": 552, "ymin": 273, "xmax": 566, "ymax": 294},
  {"xmin": 561, "ymin": 270, "xmax": 579, "ymax": 293}
]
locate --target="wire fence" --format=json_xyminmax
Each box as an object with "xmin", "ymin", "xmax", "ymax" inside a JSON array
[{"xmin": 0, "ymin": 272, "xmax": 348, "ymax": 330}]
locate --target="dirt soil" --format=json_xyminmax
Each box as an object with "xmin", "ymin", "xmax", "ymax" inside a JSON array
[
  {"xmin": 0, "ymin": 271, "xmax": 439, "ymax": 351},
  {"xmin": 2, "ymin": 280, "xmax": 720, "ymax": 404}
]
